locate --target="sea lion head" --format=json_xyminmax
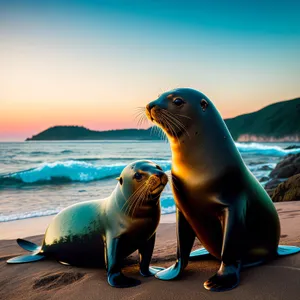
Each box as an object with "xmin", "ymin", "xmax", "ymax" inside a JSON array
[
  {"xmin": 145, "ymin": 88, "xmax": 219, "ymax": 143},
  {"xmin": 117, "ymin": 160, "xmax": 168, "ymax": 214}
]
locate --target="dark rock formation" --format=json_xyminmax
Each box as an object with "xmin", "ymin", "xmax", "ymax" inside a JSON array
[
  {"xmin": 271, "ymin": 174, "xmax": 300, "ymax": 202},
  {"xmin": 269, "ymin": 154, "xmax": 300, "ymax": 179},
  {"xmin": 265, "ymin": 153, "xmax": 300, "ymax": 202},
  {"xmin": 259, "ymin": 165, "xmax": 273, "ymax": 171},
  {"xmin": 259, "ymin": 176, "xmax": 269, "ymax": 183}
]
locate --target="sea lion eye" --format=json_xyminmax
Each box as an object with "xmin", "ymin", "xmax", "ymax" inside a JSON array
[
  {"xmin": 173, "ymin": 97, "xmax": 184, "ymax": 106},
  {"xmin": 134, "ymin": 172, "xmax": 143, "ymax": 181},
  {"xmin": 201, "ymin": 99, "xmax": 208, "ymax": 111}
]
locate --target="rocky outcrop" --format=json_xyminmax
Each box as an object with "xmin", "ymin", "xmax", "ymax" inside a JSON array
[
  {"xmin": 265, "ymin": 153, "xmax": 300, "ymax": 202},
  {"xmin": 269, "ymin": 153, "xmax": 300, "ymax": 179},
  {"xmin": 271, "ymin": 174, "xmax": 300, "ymax": 202}
]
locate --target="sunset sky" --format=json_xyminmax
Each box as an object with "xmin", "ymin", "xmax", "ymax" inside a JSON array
[{"xmin": 1, "ymin": 0, "xmax": 299, "ymax": 141}]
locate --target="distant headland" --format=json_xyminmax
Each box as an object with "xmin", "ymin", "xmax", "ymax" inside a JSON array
[{"xmin": 26, "ymin": 97, "xmax": 300, "ymax": 142}]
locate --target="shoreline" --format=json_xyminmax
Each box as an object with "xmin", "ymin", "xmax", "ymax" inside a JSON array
[
  {"xmin": 0, "ymin": 213, "xmax": 176, "ymax": 240},
  {"xmin": 2, "ymin": 201, "xmax": 300, "ymax": 241},
  {"xmin": 1, "ymin": 201, "xmax": 300, "ymax": 242}
]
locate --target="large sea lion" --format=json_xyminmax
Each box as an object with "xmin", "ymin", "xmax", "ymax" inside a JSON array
[
  {"xmin": 145, "ymin": 88, "xmax": 300, "ymax": 291},
  {"xmin": 7, "ymin": 160, "xmax": 168, "ymax": 288}
]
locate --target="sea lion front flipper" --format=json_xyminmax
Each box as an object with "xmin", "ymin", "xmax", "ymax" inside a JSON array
[
  {"xmin": 105, "ymin": 236, "xmax": 141, "ymax": 288},
  {"xmin": 139, "ymin": 233, "xmax": 165, "ymax": 277},
  {"xmin": 204, "ymin": 204, "xmax": 244, "ymax": 292},
  {"xmin": 155, "ymin": 209, "xmax": 195, "ymax": 280}
]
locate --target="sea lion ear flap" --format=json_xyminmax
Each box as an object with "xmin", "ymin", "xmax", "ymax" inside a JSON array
[
  {"xmin": 200, "ymin": 99, "xmax": 208, "ymax": 112},
  {"xmin": 116, "ymin": 177, "xmax": 123, "ymax": 185}
]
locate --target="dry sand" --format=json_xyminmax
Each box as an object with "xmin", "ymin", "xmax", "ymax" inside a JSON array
[{"xmin": 1, "ymin": 202, "xmax": 300, "ymax": 300}]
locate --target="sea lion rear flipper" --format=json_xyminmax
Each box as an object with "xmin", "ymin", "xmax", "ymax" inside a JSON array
[
  {"xmin": 17, "ymin": 238, "xmax": 41, "ymax": 252},
  {"xmin": 277, "ymin": 245, "xmax": 300, "ymax": 256},
  {"xmin": 106, "ymin": 237, "xmax": 141, "ymax": 288},
  {"xmin": 156, "ymin": 209, "xmax": 195, "ymax": 280},
  {"xmin": 7, "ymin": 253, "xmax": 45, "ymax": 264},
  {"xmin": 189, "ymin": 247, "xmax": 211, "ymax": 260}
]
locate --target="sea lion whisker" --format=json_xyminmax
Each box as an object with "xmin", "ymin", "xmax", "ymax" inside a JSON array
[
  {"xmin": 160, "ymin": 114, "xmax": 181, "ymax": 144},
  {"xmin": 134, "ymin": 111, "xmax": 148, "ymax": 126},
  {"xmin": 127, "ymin": 183, "xmax": 150, "ymax": 216},
  {"xmin": 152, "ymin": 111, "xmax": 171, "ymax": 142},
  {"xmin": 133, "ymin": 111, "xmax": 145, "ymax": 120},
  {"xmin": 159, "ymin": 115, "xmax": 177, "ymax": 142},
  {"xmin": 133, "ymin": 109, "xmax": 146, "ymax": 120},
  {"xmin": 141, "ymin": 186, "xmax": 151, "ymax": 208},
  {"xmin": 160, "ymin": 110, "xmax": 187, "ymax": 132},
  {"xmin": 124, "ymin": 184, "xmax": 147, "ymax": 214},
  {"xmin": 149, "ymin": 123, "xmax": 167, "ymax": 142},
  {"xmin": 133, "ymin": 186, "xmax": 150, "ymax": 216},
  {"xmin": 160, "ymin": 110, "xmax": 190, "ymax": 138},
  {"xmin": 164, "ymin": 114, "xmax": 190, "ymax": 140},
  {"xmin": 136, "ymin": 114, "xmax": 147, "ymax": 129},
  {"xmin": 150, "ymin": 125, "xmax": 157, "ymax": 137},
  {"xmin": 163, "ymin": 114, "xmax": 186, "ymax": 134},
  {"xmin": 154, "ymin": 115, "xmax": 168, "ymax": 142},
  {"xmin": 173, "ymin": 113, "xmax": 191, "ymax": 120},
  {"xmin": 122, "ymin": 182, "xmax": 147, "ymax": 214},
  {"xmin": 156, "ymin": 125, "xmax": 168, "ymax": 142},
  {"xmin": 160, "ymin": 109, "xmax": 188, "ymax": 130},
  {"xmin": 134, "ymin": 106, "xmax": 146, "ymax": 111},
  {"xmin": 141, "ymin": 114, "xmax": 149, "ymax": 128},
  {"xmin": 130, "ymin": 185, "xmax": 149, "ymax": 217}
]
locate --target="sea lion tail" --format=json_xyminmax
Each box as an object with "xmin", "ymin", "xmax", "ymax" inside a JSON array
[
  {"xmin": 17, "ymin": 238, "xmax": 41, "ymax": 252},
  {"xmin": 277, "ymin": 245, "xmax": 300, "ymax": 256}
]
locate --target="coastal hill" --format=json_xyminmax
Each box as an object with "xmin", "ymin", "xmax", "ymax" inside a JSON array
[
  {"xmin": 226, "ymin": 97, "xmax": 300, "ymax": 141},
  {"xmin": 26, "ymin": 97, "xmax": 300, "ymax": 141},
  {"xmin": 26, "ymin": 127, "xmax": 160, "ymax": 141}
]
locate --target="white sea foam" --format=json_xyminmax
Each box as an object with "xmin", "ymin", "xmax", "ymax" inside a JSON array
[
  {"xmin": 0, "ymin": 208, "xmax": 61, "ymax": 222},
  {"xmin": 235, "ymin": 142, "xmax": 300, "ymax": 156}
]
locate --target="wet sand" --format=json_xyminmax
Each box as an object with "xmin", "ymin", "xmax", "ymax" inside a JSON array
[{"xmin": 1, "ymin": 202, "xmax": 300, "ymax": 300}]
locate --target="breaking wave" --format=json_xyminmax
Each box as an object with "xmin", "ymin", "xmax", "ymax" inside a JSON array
[
  {"xmin": 0, "ymin": 160, "xmax": 171, "ymax": 185},
  {"xmin": 235, "ymin": 143, "xmax": 300, "ymax": 157}
]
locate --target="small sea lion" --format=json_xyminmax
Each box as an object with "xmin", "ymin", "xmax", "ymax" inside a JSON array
[
  {"xmin": 146, "ymin": 88, "xmax": 300, "ymax": 291},
  {"xmin": 7, "ymin": 160, "xmax": 168, "ymax": 288}
]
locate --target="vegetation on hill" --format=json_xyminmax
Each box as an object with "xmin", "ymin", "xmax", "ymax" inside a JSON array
[
  {"xmin": 26, "ymin": 126, "xmax": 160, "ymax": 141},
  {"xmin": 225, "ymin": 98, "xmax": 300, "ymax": 141}
]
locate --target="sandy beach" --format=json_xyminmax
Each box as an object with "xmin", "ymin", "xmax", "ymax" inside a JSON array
[{"xmin": 1, "ymin": 202, "xmax": 300, "ymax": 300}]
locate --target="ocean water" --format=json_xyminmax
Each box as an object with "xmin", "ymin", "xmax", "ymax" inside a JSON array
[{"xmin": 0, "ymin": 141, "xmax": 300, "ymax": 223}]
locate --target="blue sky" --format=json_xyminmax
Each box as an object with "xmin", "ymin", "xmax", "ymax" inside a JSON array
[{"xmin": 0, "ymin": 0, "xmax": 299, "ymax": 140}]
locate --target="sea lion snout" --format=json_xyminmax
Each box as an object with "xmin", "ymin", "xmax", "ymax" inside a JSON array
[
  {"xmin": 146, "ymin": 103, "xmax": 156, "ymax": 121},
  {"xmin": 148, "ymin": 173, "xmax": 168, "ymax": 194}
]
